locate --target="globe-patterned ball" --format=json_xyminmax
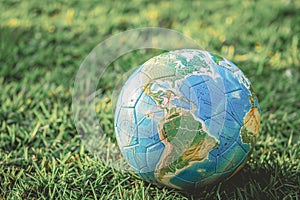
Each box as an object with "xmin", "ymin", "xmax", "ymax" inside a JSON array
[{"xmin": 114, "ymin": 49, "xmax": 261, "ymax": 192}]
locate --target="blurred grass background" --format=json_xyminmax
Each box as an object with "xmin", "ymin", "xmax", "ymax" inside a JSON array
[{"xmin": 0, "ymin": 0, "xmax": 299, "ymax": 199}]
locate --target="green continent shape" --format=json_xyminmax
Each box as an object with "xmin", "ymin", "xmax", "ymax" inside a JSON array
[
  {"xmin": 141, "ymin": 52, "xmax": 219, "ymax": 183},
  {"xmin": 157, "ymin": 112, "xmax": 218, "ymax": 180}
]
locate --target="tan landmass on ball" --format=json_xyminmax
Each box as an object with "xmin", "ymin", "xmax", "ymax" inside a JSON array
[{"xmin": 241, "ymin": 107, "xmax": 261, "ymax": 144}]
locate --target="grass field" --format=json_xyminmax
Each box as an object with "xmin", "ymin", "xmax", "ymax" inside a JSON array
[{"xmin": 1, "ymin": 0, "xmax": 300, "ymax": 199}]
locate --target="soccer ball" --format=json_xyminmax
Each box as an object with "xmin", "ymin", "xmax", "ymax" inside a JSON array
[{"xmin": 114, "ymin": 49, "xmax": 260, "ymax": 191}]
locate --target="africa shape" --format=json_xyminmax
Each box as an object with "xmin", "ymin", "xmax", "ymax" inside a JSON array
[{"xmin": 114, "ymin": 49, "xmax": 261, "ymax": 191}]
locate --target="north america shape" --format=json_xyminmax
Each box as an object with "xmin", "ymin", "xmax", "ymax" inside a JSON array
[{"xmin": 114, "ymin": 49, "xmax": 261, "ymax": 191}]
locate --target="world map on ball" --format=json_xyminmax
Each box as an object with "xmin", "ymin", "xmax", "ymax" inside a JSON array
[{"xmin": 114, "ymin": 49, "xmax": 261, "ymax": 191}]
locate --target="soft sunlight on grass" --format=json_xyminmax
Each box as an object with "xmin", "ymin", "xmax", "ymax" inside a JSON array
[{"xmin": 0, "ymin": 0, "xmax": 299, "ymax": 199}]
